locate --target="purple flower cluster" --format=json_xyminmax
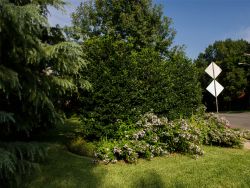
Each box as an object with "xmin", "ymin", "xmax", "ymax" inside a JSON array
[{"xmin": 93, "ymin": 112, "xmax": 242, "ymax": 164}]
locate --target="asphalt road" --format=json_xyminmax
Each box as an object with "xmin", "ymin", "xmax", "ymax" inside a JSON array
[{"xmin": 219, "ymin": 112, "xmax": 250, "ymax": 129}]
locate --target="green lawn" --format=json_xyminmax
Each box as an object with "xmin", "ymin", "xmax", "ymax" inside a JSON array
[{"xmin": 25, "ymin": 144, "xmax": 250, "ymax": 188}]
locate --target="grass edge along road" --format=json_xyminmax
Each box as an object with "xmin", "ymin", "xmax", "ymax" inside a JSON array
[{"xmin": 25, "ymin": 144, "xmax": 250, "ymax": 188}]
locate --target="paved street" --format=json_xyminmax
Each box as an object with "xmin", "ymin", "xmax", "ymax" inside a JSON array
[{"xmin": 219, "ymin": 112, "xmax": 250, "ymax": 129}]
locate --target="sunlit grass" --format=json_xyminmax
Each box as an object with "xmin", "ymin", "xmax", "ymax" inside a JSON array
[{"xmin": 25, "ymin": 144, "xmax": 250, "ymax": 188}]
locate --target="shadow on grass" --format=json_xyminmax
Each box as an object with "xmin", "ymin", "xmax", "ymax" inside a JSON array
[
  {"xmin": 30, "ymin": 124, "xmax": 77, "ymax": 145},
  {"xmin": 24, "ymin": 144, "xmax": 107, "ymax": 188},
  {"xmin": 132, "ymin": 169, "xmax": 189, "ymax": 188},
  {"xmin": 132, "ymin": 170, "xmax": 165, "ymax": 188},
  {"xmin": 25, "ymin": 119, "xmax": 107, "ymax": 188}
]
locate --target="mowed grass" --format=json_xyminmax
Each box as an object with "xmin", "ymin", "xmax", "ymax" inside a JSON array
[{"xmin": 25, "ymin": 144, "xmax": 250, "ymax": 188}]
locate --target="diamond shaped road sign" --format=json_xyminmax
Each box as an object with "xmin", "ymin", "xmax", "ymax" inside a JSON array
[
  {"xmin": 206, "ymin": 80, "xmax": 224, "ymax": 97},
  {"xmin": 205, "ymin": 62, "xmax": 222, "ymax": 79}
]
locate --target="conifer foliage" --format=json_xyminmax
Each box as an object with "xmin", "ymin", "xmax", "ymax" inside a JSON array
[{"xmin": 0, "ymin": 0, "xmax": 88, "ymax": 186}]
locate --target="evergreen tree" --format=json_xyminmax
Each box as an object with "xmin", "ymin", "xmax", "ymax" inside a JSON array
[{"xmin": 0, "ymin": 0, "xmax": 89, "ymax": 185}]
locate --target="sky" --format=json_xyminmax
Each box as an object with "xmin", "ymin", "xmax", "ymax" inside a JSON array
[{"xmin": 48, "ymin": 0, "xmax": 250, "ymax": 59}]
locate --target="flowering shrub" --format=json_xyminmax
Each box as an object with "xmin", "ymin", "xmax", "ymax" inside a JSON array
[
  {"xmin": 95, "ymin": 139, "xmax": 169, "ymax": 164},
  {"xmin": 238, "ymin": 129, "xmax": 250, "ymax": 140},
  {"xmin": 94, "ymin": 113, "xmax": 205, "ymax": 164},
  {"xmin": 196, "ymin": 113, "xmax": 242, "ymax": 147},
  {"xmin": 72, "ymin": 112, "xmax": 242, "ymax": 164}
]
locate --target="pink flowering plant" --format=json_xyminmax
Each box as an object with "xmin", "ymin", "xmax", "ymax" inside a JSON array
[
  {"xmin": 94, "ymin": 113, "xmax": 203, "ymax": 164},
  {"xmin": 92, "ymin": 110, "xmax": 243, "ymax": 164},
  {"xmin": 192, "ymin": 113, "xmax": 243, "ymax": 147}
]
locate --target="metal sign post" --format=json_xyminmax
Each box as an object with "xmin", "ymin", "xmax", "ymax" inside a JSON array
[
  {"xmin": 205, "ymin": 62, "xmax": 224, "ymax": 113},
  {"xmin": 212, "ymin": 62, "xmax": 218, "ymax": 113}
]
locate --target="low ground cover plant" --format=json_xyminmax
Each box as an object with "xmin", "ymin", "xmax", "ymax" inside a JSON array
[{"xmin": 67, "ymin": 109, "xmax": 243, "ymax": 164}]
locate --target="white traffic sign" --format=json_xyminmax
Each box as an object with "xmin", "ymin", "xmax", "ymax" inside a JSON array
[
  {"xmin": 206, "ymin": 80, "xmax": 224, "ymax": 97},
  {"xmin": 205, "ymin": 62, "xmax": 222, "ymax": 79},
  {"xmin": 205, "ymin": 61, "xmax": 224, "ymax": 113}
]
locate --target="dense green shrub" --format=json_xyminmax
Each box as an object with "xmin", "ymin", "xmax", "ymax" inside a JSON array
[
  {"xmin": 77, "ymin": 37, "xmax": 202, "ymax": 140},
  {"xmin": 71, "ymin": 0, "xmax": 202, "ymax": 138}
]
